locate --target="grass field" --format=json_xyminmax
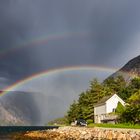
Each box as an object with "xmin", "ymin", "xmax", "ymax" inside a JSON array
[{"xmin": 88, "ymin": 123, "xmax": 140, "ymax": 129}]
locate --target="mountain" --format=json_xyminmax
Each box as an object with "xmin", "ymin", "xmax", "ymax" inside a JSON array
[
  {"xmin": 0, "ymin": 101, "xmax": 27, "ymax": 125},
  {"xmin": 0, "ymin": 91, "xmax": 41, "ymax": 126},
  {"xmin": 109, "ymin": 55, "xmax": 140, "ymax": 81}
]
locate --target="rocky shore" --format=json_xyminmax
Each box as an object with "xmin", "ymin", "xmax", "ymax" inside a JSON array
[{"xmin": 14, "ymin": 126, "xmax": 140, "ymax": 140}]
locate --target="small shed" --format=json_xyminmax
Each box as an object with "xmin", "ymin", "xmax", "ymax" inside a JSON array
[{"xmin": 94, "ymin": 94, "xmax": 125, "ymax": 123}]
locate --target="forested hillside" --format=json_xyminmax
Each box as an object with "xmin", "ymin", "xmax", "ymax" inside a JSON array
[{"xmin": 67, "ymin": 76, "xmax": 140, "ymax": 124}]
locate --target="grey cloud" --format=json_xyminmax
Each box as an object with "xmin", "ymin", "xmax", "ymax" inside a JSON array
[
  {"xmin": 89, "ymin": 1, "xmax": 140, "ymax": 65},
  {"xmin": 0, "ymin": 0, "xmax": 140, "ymax": 80},
  {"xmin": 0, "ymin": 0, "xmax": 140, "ymax": 125}
]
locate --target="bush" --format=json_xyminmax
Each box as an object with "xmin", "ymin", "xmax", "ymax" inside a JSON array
[{"xmin": 86, "ymin": 119, "xmax": 93, "ymax": 124}]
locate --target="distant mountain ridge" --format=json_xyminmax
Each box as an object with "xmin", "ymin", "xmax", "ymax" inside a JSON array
[
  {"xmin": 0, "ymin": 91, "xmax": 40, "ymax": 126},
  {"xmin": 109, "ymin": 55, "xmax": 140, "ymax": 80},
  {"xmin": 0, "ymin": 101, "xmax": 27, "ymax": 125}
]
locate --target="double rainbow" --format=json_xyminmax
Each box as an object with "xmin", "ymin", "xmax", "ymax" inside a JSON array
[{"xmin": 0, "ymin": 65, "xmax": 120, "ymax": 96}]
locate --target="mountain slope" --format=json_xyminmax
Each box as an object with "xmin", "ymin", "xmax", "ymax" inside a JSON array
[
  {"xmin": 0, "ymin": 91, "xmax": 41, "ymax": 125},
  {"xmin": 109, "ymin": 55, "xmax": 140, "ymax": 80},
  {"xmin": 0, "ymin": 101, "xmax": 27, "ymax": 125}
]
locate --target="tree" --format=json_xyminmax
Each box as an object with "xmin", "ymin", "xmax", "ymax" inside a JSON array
[
  {"xmin": 67, "ymin": 100, "xmax": 80, "ymax": 123},
  {"xmin": 67, "ymin": 79, "xmax": 110, "ymax": 123},
  {"xmin": 130, "ymin": 77, "xmax": 140, "ymax": 89},
  {"xmin": 103, "ymin": 75, "xmax": 127, "ymax": 100},
  {"xmin": 66, "ymin": 76, "xmax": 140, "ymax": 124},
  {"xmin": 121, "ymin": 90, "xmax": 140, "ymax": 124},
  {"xmin": 115, "ymin": 102, "xmax": 125, "ymax": 115},
  {"xmin": 122, "ymin": 77, "xmax": 140, "ymax": 101}
]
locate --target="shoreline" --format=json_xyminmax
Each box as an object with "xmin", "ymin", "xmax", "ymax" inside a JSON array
[{"xmin": 13, "ymin": 126, "xmax": 140, "ymax": 140}]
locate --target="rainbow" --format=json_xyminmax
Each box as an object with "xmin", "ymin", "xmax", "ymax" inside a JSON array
[
  {"xmin": 0, "ymin": 30, "xmax": 90, "ymax": 58},
  {"xmin": 0, "ymin": 31, "xmax": 135, "ymax": 97},
  {"xmin": 0, "ymin": 65, "xmax": 120, "ymax": 97},
  {"xmin": 1, "ymin": 65, "xmax": 137, "ymax": 97}
]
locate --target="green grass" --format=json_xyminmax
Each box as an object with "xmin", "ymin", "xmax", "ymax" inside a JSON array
[{"xmin": 88, "ymin": 123, "xmax": 140, "ymax": 129}]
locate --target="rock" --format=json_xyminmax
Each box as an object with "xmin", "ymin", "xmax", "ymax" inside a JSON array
[
  {"xmin": 126, "ymin": 133, "xmax": 132, "ymax": 140},
  {"xmin": 13, "ymin": 126, "xmax": 140, "ymax": 140},
  {"xmin": 106, "ymin": 131, "xmax": 113, "ymax": 139}
]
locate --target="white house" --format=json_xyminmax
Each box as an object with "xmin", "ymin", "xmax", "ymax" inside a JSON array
[{"xmin": 94, "ymin": 94, "xmax": 125, "ymax": 123}]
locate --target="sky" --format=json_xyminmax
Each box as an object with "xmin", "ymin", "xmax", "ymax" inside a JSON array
[{"xmin": 0, "ymin": 0, "xmax": 140, "ymax": 125}]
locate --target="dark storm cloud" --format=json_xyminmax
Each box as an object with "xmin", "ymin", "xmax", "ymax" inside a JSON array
[
  {"xmin": 90, "ymin": 1, "xmax": 140, "ymax": 64},
  {"xmin": 0, "ymin": 0, "xmax": 140, "ymax": 81},
  {"xmin": 0, "ymin": 0, "xmax": 140, "ymax": 125},
  {"xmin": 0, "ymin": 0, "xmax": 37, "ymax": 83},
  {"xmin": 24, "ymin": 0, "xmax": 140, "ymax": 68},
  {"xmin": 0, "ymin": 1, "xmax": 32, "ymax": 49}
]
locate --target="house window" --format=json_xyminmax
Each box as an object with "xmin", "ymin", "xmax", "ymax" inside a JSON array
[{"xmin": 112, "ymin": 108, "xmax": 116, "ymax": 112}]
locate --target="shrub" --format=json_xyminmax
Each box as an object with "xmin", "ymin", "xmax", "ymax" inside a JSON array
[{"xmin": 86, "ymin": 119, "xmax": 93, "ymax": 124}]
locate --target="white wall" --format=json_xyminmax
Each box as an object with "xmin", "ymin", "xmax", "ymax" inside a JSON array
[
  {"xmin": 106, "ymin": 94, "xmax": 125, "ymax": 114},
  {"xmin": 94, "ymin": 94, "xmax": 125, "ymax": 123},
  {"xmin": 94, "ymin": 104, "xmax": 106, "ymax": 115}
]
